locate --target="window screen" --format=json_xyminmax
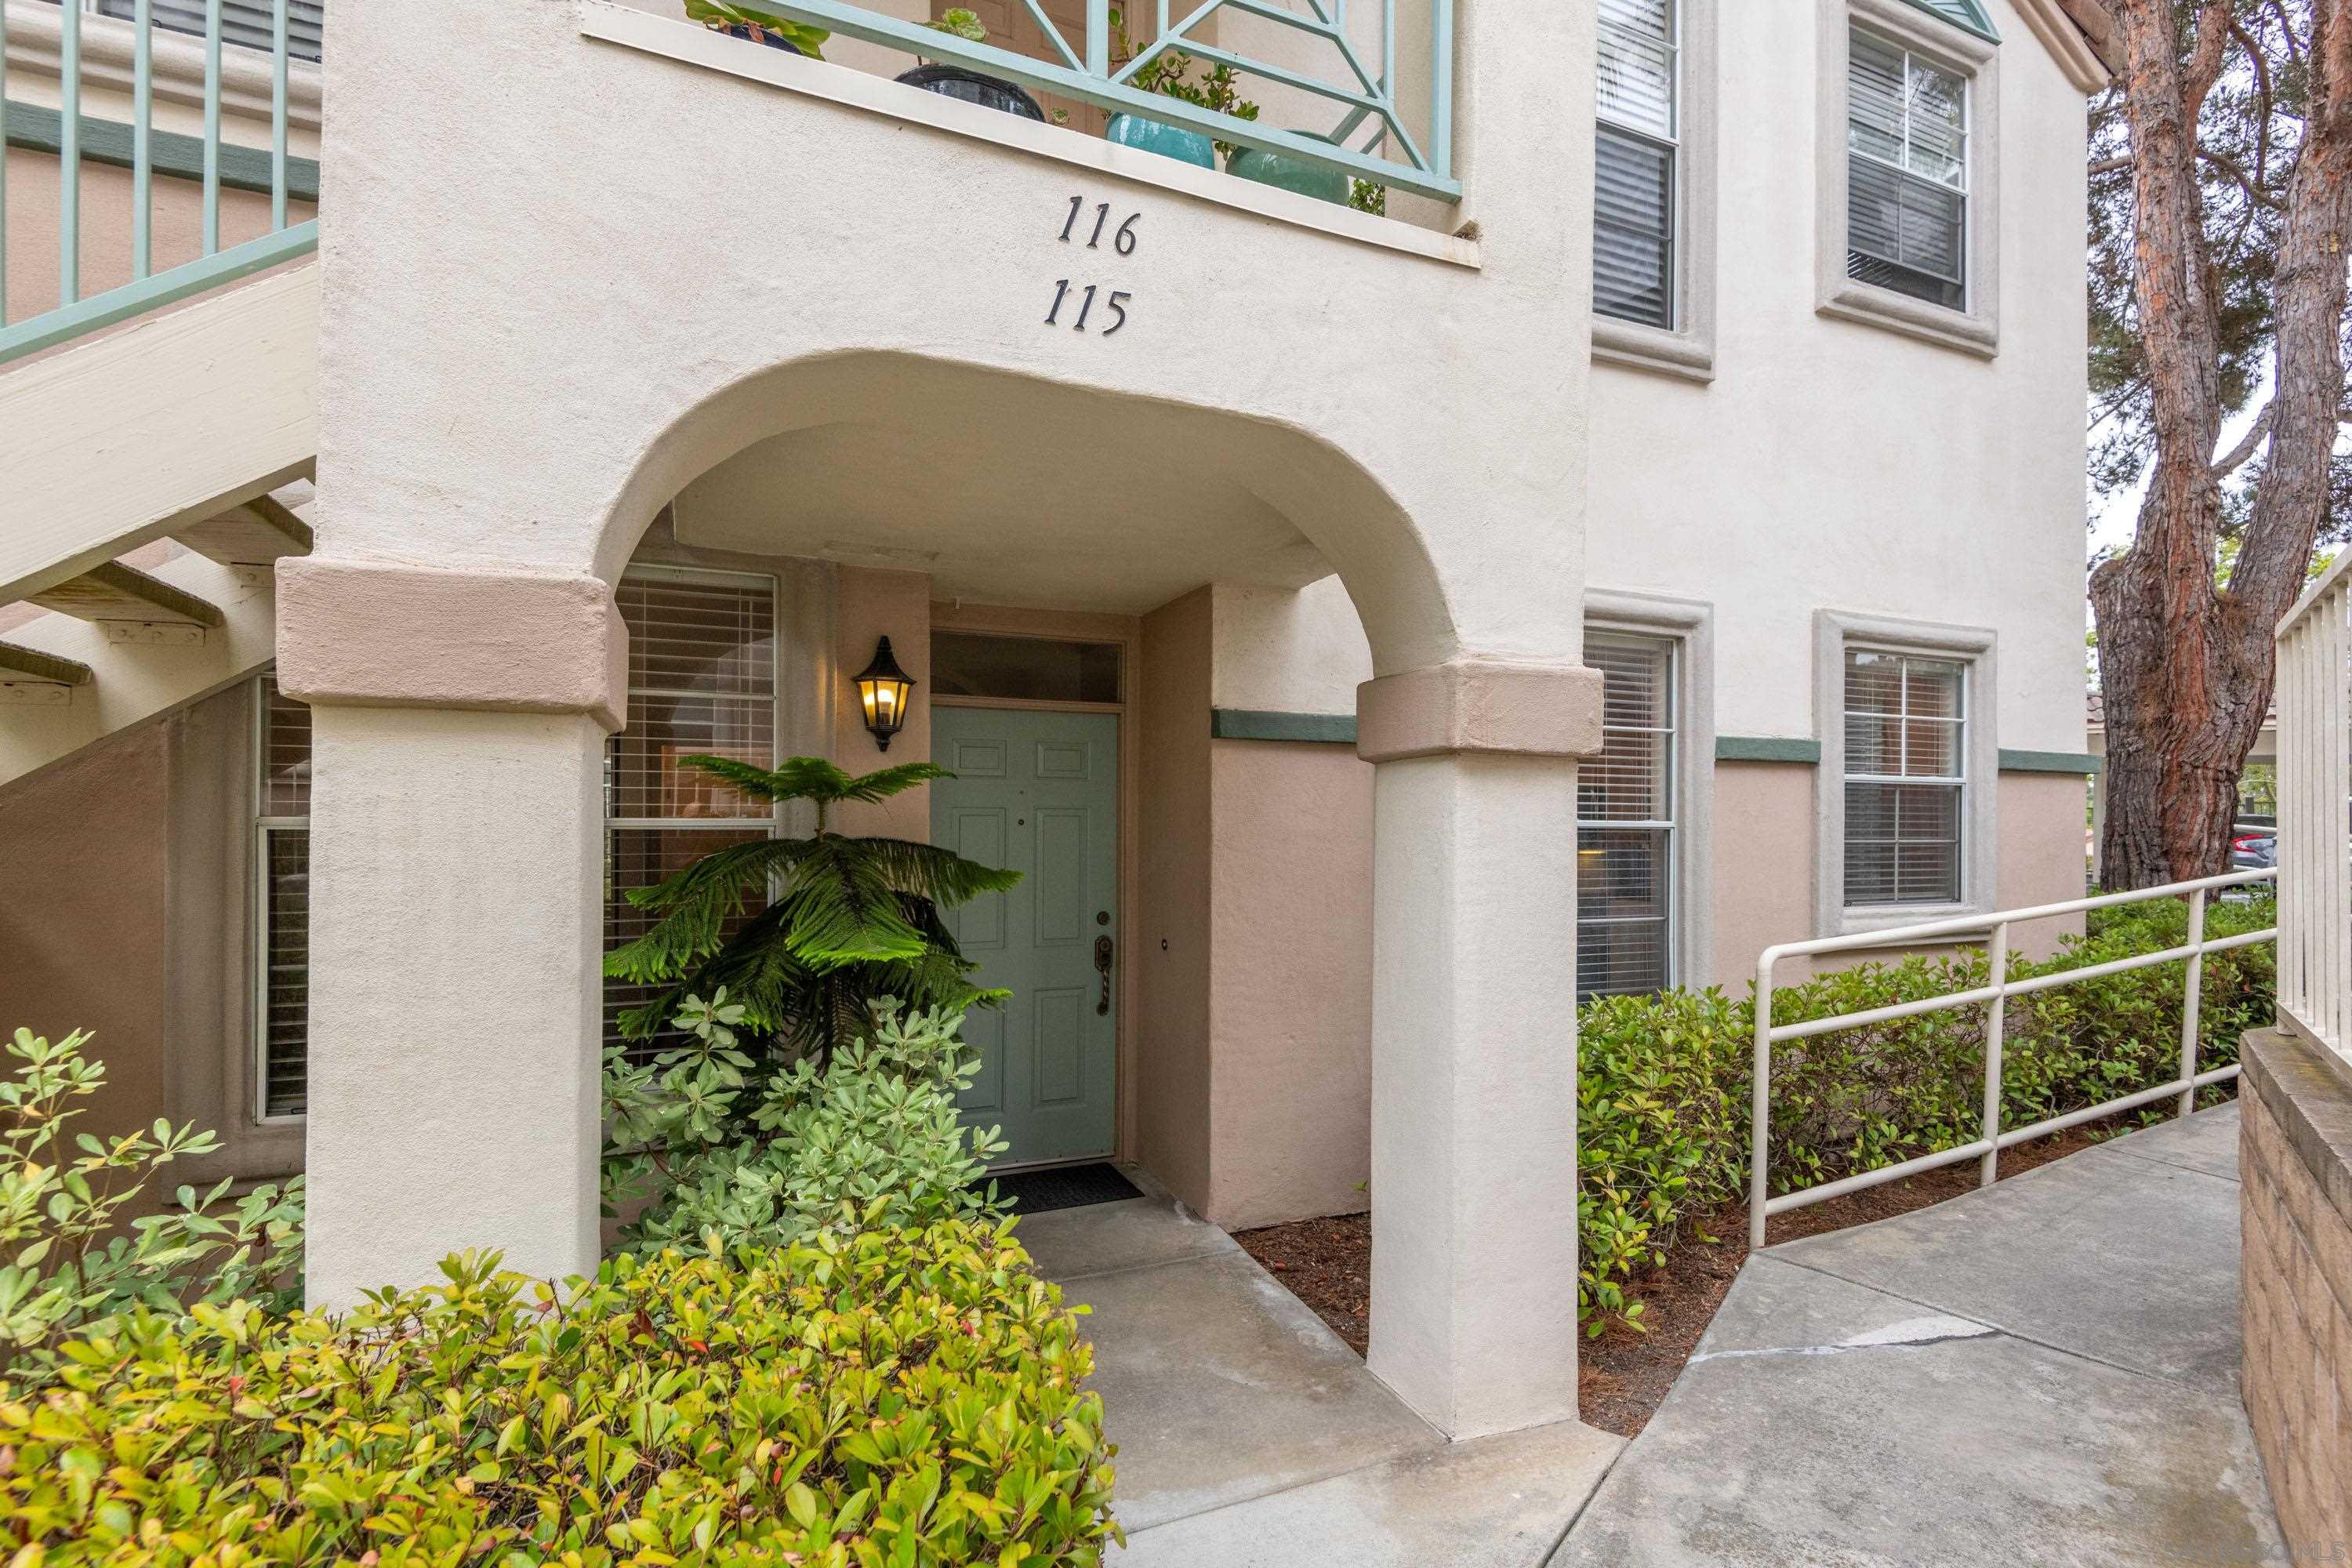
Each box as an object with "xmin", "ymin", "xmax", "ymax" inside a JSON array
[
  {"xmin": 1843, "ymin": 648, "xmax": 1966, "ymax": 906},
  {"xmin": 931, "ymin": 632, "xmax": 1120, "ymax": 704},
  {"xmin": 604, "ymin": 572, "xmax": 779, "ymax": 1051},
  {"xmin": 1594, "ymin": 0, "xmax": 1678, "ymax": 328},
  {"xmin": 92, "ymin": 0, "xmax": 326, "ymax": 60},
  {"xmin": 256, "ymin": 674, "xmax": 310, "ymax": 1120},
  {"xmin": 1847, "ymin": 30, "xmax": 1967, "ymax": 310},
  {"xmin": 1578, "ymin": 633, "xmax": 1675, "ymax": 1000}
]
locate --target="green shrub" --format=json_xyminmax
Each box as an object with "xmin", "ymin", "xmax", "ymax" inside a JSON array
[
  {"xmin": 0, "ymin": 1026, "xmax": 303, "ymax": 1378},
  {"xmin": 608, "ymin": 997, "xmax": 1007, "ymax": 1254},
  {"xmin": 2, "ymin": 1223, "xmax": 1120, "ymax": 1567},
  {"xmin": 1577, "ymin": 895, "xmax": 2275, "ymax": 1333}
]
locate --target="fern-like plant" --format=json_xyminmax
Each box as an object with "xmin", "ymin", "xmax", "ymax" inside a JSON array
[{"xmin": 604, "ymin": 756, "xmax": 1022, "ymax": 1066}]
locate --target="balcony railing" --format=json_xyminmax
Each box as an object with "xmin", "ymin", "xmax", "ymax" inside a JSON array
[
  {"xmin": 2274, "ymin": 549, "xmax": 2352, "ymax": 1065},
  {"xmin": 730, "ymin": 0, "xmax": 1458, "ymax": 204},
  {"xmin": 0, "ymin": 0, "xmax": 320, "ymax": 365}
]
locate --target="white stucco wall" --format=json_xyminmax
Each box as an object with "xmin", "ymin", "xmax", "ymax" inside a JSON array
[{"xmin": 1586, "ymin": 0, "xmax": 2089, "ymax": 757}]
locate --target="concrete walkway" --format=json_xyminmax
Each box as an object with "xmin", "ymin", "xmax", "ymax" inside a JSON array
[
  {"xmin": 1557, "ymin": 1105, "xmax": 2285, "ymax": 1567},
  {"xmin": 1015, "ymin": 1183, "xmax": 1621, "ymax": 1566}
]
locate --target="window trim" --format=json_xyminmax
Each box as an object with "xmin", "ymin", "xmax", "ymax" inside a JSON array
[
  {"xmin": 1592, "ymin": 0, "xmax": 1718, "ymax": 383},
  {"xmin": 251, "ymin": 674, "xmax": 308, "ymax": 1127},
  {"xmin": 1813, "ymin": 608, "xmax": 1998, "ymax": 936},
  {"xmin": 1816, "ymin": 0, "xmax": 2000, "ymax": 358},
  {"xmin": 1584, "ymin": 590, "xmax": 1715, "ymax": 988}
]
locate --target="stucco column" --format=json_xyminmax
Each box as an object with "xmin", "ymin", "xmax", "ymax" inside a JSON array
[
  {"xmin": 1357, "ymin": 662, "xmax": 1602, "ymax": 1438},
  {"xmin": 278, "ymin": 561, "xmax": 626, "ymax": 1307}
]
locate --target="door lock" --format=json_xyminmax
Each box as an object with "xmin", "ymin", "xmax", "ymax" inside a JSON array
[{"xmin": 1094, "ymin": 935, "xmax": 1115, "ymax": 1015}]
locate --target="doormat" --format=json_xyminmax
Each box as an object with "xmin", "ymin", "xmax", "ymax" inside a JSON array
[{"xmin": 984, "ymin": 1162, "xmax": 1143, "ymax": 1215}]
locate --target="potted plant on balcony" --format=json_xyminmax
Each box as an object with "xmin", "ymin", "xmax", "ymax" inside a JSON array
[
  {"xmin": 895, "ymin": 9, "xmax": 1051, "ymax": 122},
  {"xmin": 685, "ymin": 0, "xmax": 830, "ymax": 58},
  {"xmin": 1101, "ymin": 9, "xmax": 1232, "ymax": 169}
]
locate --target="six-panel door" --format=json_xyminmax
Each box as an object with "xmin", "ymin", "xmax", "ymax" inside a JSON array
[{"xmin": 929, "ymin": 706, "xmax": 1119, "ymax": 1167}]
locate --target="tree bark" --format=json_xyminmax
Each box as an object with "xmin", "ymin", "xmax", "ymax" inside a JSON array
[{"xmin": 2092, "ymin": 0, "xmax": 2352, "ymax": 889}]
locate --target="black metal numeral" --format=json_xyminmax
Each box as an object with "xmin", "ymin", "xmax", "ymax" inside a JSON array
[
  {"xmin": 1073, "ymin": 284, "xmax": 1098, "ymax": 331},
  {"xmin": 1103, "ymin": 291, "xmax": 1131, "ymax": 336},
  {"xmin": 1059, "ymin": 195, "xmax": 1082, "ymax": 241},
  {"xmin": 1045, "ymin": 278, "xmax": 1072, "ymax": 325}
]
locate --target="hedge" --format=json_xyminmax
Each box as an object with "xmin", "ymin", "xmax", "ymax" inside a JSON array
[
  {"xmin": 0, "ymin": 1220, "xmax": 1120, "ymax": 1567},
  {"xmin": 1577, "ymin": 895, "xmax": 2274, "ymax": 1332}
]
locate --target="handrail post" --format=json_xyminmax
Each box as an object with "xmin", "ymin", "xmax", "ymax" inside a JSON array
[
  {"xmin": 59, "ymin": 0, "xmax": 81, "ymax": 307},
  {"xmin": 1980, "ymin": 921, "xmax": 2008, "ymax": 1187},
  {"xmin": 202, "ymin": 0, "xmax": 223, "ymax": 257},
  {"xmin": 2178, "ymin": 886, "xmax": 2206, "ymax": 1118},
  {"xmin": 1087, "ymin": 0, "xmax": 1109, "ymax": 76},
  {"xmin": 1750, "ymin": 948, "xmax": 1777, "ymax": 1250}
]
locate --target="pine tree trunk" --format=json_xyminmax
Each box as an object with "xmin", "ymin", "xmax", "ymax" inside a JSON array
[{"xmin": 2090, "ymin": 0, "xmax": 2352, "ymax": 890}]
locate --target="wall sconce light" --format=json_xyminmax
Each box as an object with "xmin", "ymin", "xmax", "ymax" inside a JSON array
[{"xmin": 855, "ymin": 637, "xmax": 914, "ymax": 751}]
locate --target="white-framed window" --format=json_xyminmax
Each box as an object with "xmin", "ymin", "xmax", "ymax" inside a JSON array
[
  {"xmin": 78, "ymin": 0, "xmax": 326, "ymax": 60},
  {"xmin": 253, "ymin": 673, "xmax": 310, "ymax": 1122},
  {"xmin": 1814, "ymin": 0, "xmax": 1998, "ymax": 355},
  {"xmin": 1595, "ymin": 0, "xmax": 1679, "ymax": 332},
  {"xmin": 1578, "ymin": 632, "xmax": 1678, "ymax": 998},
  {"xmin": 1846, "ymin": 27, "xmax": 1968, "ymax": 311},
  {"xmin": 1841, "ymin": 648, "xmax": 1965, "ymax": 906},
  {"xmin": 603, "ymin": 567, "xmax": 781, "ymax": 1051},
  {"xmin": 1812, "ymin": 609, "xmax": 1998, "ymax": 933}
]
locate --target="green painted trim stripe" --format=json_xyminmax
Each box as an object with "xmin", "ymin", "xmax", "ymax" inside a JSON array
[
  {"xmin": 1897, "ymin": 0, "xmax": 1999, "ymax": 42},
  {"xmin": 5, "ymin": 101, "xmax": 320, "ymax": 203},
  {"xmin": 1999, "ymin": 749, "xmax": 2101, "ymax": 775},
  {"xmin": 1210, "ymin": 710, "xmax": 1358, "ymax": 744},
  {"xmin": 1716, "ymin": 736, "xmax": 1822, "ymax": 764},
  {"xmin": 0, "ymin": 220, "xmax": 318, "ymax": 365}
]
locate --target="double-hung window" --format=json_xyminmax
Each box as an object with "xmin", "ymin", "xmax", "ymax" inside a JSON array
[
  {"xmin": 1842, "ymin": 648, "xmax": 1966, "ymax": 906},
  {"xmin": 1594, "ymin": 0, "xmax": 1679, "ymax": 330},
  {"xmin": 1846, "ymin": 29, "xmax": 1968, "ymax": 310},
  {"xmin": 254, "ymin": 675, "xmax": 310, "ymax": 1120},
  {"xmin": 603, "ymin": 568, "xmax": 779, "ymax": 1051},
  {"xmin": 1577, "ymin": 633, "xmax": 1677, "ymax": 998},
  {"xmin": 79, "ymin": 0, "xmax": 328, "ymax": 60}
]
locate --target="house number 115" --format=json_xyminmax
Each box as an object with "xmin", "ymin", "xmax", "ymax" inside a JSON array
[{"xmin": 1050, "ymin": 195, "xmax": 1138, "ymax": 336}]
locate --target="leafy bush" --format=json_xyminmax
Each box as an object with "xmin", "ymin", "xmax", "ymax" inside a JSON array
[
  {"xmin": 1576, "ymin": 896, "xmax": 2275, "ymax": 1332},
  {"xmin": 607, "ymin": 996, "xmax": 1006, "ymax": 1254},
  {"xmin": 1, "ymin": 1224, "xmax": 1119, "ymax": 1567},
  {"xmin": 0, "ymin": 1027, "xmax": 303, "ymax": 1376}
]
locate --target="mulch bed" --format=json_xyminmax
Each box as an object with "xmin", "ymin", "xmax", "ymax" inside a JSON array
[{"xmin": 1230, "ymin": 1108, "xmax": 2201, "ymax": 1439}]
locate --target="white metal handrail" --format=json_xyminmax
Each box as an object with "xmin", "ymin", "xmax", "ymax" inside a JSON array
[
  {"xmin": 1, "ymin": 0, "xmax": 320, "ymax": 365},
  {"xmin": 2274, "ymin": 550, "xmax": 2352, "ymax": 1063},
  {"xmin": 1748, "ymin": 868, "xmax": 2277, "ymax": 1247}
]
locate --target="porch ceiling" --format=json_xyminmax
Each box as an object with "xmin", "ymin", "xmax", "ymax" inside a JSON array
[{"xmin": 668, "ymin": 401, "xmax": 1338, "ymax": 614}]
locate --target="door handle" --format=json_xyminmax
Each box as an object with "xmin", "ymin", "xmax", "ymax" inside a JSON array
[{"xmin": 1094, "ymin": 935, "xmax": 1114, "ymax": 1015}]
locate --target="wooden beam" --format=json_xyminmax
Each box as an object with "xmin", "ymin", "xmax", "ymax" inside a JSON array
[
  {"xmin": 175, "ymin": 493, "xmax": 314, "ymax": 566},
  {"xmin": 27, "ymin": 562, "xmax": 225, "ymax": 626},
  {"xmin": 0, "ymin": 641, "xmax": 93, "ymax": 686}
]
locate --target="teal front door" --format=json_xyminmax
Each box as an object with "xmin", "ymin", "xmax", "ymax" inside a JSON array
[{"xmin": 930, "ymin": 706, "xmax": 1119, "ymax": 1167}]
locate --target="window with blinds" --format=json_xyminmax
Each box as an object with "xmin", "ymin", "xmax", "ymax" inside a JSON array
[
  {"xmin": 88, "ymin": 0, "xmax": 326, "ymax": 60},
  {"xmin": 1578, "ymin": 633, "xmax": 1675, "ymax": 1000},
  {"xmin": 1842, "ymin": 648, "xmax": 1966, "ymax": 906},
  {"xmin": 1846, "ymin": 30, "xmax": 1967, "ymax": 310},
  {"xmin": 256, "ymin": 675, "xmax": 310, "ymax": 1120},
  {"xmin": 1594, "ymin": 0, "xmax": 1677, "ymax": 330},
  {"xmin": 604, "ymin": 571, "xmax": 779, "ymax": 1051}
]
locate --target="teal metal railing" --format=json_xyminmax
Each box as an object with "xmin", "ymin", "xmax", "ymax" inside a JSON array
[
  {"xmin": 0, "ymin": 0, "xmax": 320, "ymax": 366},
  {"xmin": 735, "ymin": 0, "xmax": 1457, "ymax": 203}
]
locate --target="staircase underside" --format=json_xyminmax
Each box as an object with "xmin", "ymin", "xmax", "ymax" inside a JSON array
[{"xmin": 0, "ymin": 263, "xmax": 320, "ymax": 788}]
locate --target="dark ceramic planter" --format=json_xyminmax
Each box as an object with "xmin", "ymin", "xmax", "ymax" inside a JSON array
[
  {"xmin": 895, "ymin": 64, "xmax": 1047, "ymax": 122},
  {"xmin": 717, "ymin": 22, "xmax": 811, "ymax": 54}
]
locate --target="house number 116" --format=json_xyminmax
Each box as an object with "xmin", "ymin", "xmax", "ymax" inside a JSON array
[{"xmin": 1050, "ymin": 195, "xmax": 1138, "ymax": 336}]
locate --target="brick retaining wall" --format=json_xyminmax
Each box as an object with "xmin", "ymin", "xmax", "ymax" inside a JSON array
[{"xmin": 2241, "ymin": 1025, "xmax": 2352, "ymax": 1558}]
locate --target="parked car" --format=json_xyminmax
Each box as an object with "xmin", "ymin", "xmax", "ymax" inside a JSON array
[{"xmin": 2232, "ymin": 828, "xmax": 2278, "ymax": 870}]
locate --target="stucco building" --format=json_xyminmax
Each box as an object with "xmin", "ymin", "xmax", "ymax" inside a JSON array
[{"xmin": 1, "ymin": 0, "xmax": 2109, "ymax": 1437}]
